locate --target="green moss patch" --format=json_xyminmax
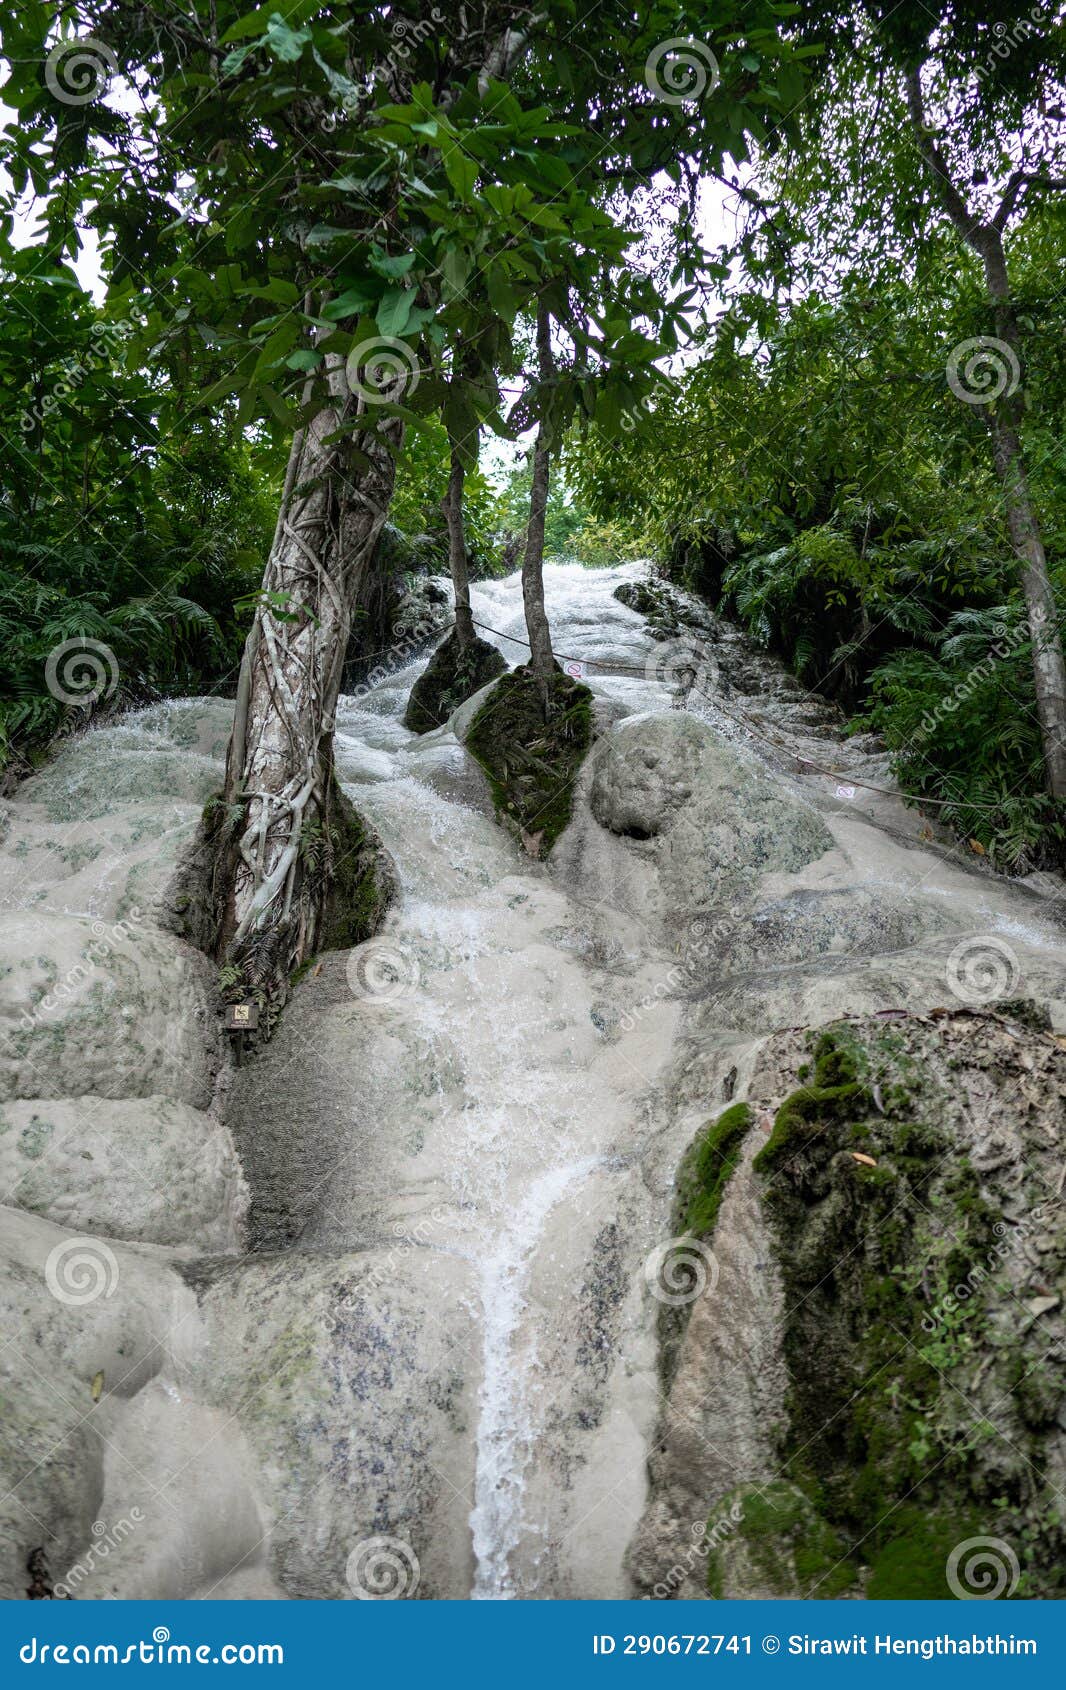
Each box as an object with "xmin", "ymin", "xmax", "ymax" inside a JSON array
[
  {"xmin": 675, "ymin": 1102, "xmax": 753, "ymax": 1238},
  {"xmin": 706, "ymin": 1481, "xmax": 857, "ymax": 1599},
  {"xmin": 403, "ymin": 631, "xmax": 506, "ymax": 734},
  {"xmin": 313, "ymin": 784, "xmax": 395, "ymax": 954},
  {"xmin": 867, "ymin": 1508, "xmax": 982, "ymax": 1599},
  {"xmin": 465, "ymin": 665, "xmax": 594, "ymax": 857},
  {"xmin": 745, "ymin": 1017, "xmax": 1066, "ymax": 1598}
]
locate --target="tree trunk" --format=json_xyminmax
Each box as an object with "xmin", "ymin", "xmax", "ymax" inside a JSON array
[
  {"xmin": 443, "ymin": 443, "xmax": 476, "ymax": 649},
  {"xmin": 522, "ymin": 305, "xmax": 556, "ymax": 694},
  {"xmin": 216, "ymin": 368, "xmax": 400, "ymax": 987},
  {"xmin": 904, "ymin": 64, "xmax": 1066, "ymax": 799},
  {"xmin": 973, "ymin": 226, "xmax": 1066, "ymax": 799}
]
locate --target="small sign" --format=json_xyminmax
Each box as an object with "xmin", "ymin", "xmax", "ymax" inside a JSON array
[
  {"xmin": 835, "ymin": 784, "xmax": 856, "ymax": 801},
  {"xmin": 225, "ymin": 1002, "xmax": 259, "ymax": 1031},
  {"xmin": 563, "ymin": 659, "xmax": 586, "ymax": 680}
]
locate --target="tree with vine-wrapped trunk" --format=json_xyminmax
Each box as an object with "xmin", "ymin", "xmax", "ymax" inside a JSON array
[{"xmin": 3, "ymin": 1, "xmax": 818, "ymax": 1005}]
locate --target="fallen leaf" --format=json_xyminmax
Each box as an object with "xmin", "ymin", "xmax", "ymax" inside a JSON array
[
  {"xmin": 851, "ymin": 1152, "xmax": 878, "ymax": 1168},
  {"xmin": 969, "ymin": 838, "xmax": 986, "ymax": 855},
  {"xmin": 90, "ymin": 1370, "xmax": 104, "ymax": 1403}
]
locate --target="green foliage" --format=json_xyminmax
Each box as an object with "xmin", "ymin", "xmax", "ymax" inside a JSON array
[
  {"xmin": 0, "ymin": 253, "xmax": 276, "ymax": 772},
  {"xmin": 573, "ymin": 244, "xmax": 1066, "ymax": 863}
]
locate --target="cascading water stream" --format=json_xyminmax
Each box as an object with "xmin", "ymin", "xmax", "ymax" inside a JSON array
[{"xmin": 330, "ymin": 563, "xmax": 680, "ymax": 1597}]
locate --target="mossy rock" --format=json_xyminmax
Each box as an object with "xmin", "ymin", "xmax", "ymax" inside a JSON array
[
  {"xmin": 866, "ymin": 1508, "xmax": 983, "ymax": 1599},
  {"xmin": 316, "ymin": 785, "xmax": 396, "ymax": 953},
  {"xmin": 706, "ymin": 1482, "xmax": 858, "ymax": 1599},
  {"xmin": 675, "ymin": 1103, "xmax": 753, "ymax": 1239},
  {"xmin": 742, "ymin": 1016, "xmax": 1066, "ymax": 1597},
  {"xmin": 613, "ymin": 578, "xmax": 685, "ymax": 639},
  {"xmin": 465, "ymin": 665, "xmax": 594, "ymax": 857},
  {"xmin": 403, "ymin": 631, "xmax": 507, "ymax": 734}
]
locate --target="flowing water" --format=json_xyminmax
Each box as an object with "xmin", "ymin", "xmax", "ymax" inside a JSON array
[
  {"xmin": 6, "ymin": 560, "xmax": 1066, "ymax": 1603},
  {"xmin": 326, "ymin": 564, "xmax": 682, "ymax": 1597}
]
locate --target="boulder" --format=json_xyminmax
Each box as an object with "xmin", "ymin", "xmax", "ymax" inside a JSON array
[
  {"xmin": 404, "ymin": 631, "xmax": 506, "ymax": 735},
  {"xmin": 0, "ymin": 1095, "xmax": 245, "ymax": 1250}
]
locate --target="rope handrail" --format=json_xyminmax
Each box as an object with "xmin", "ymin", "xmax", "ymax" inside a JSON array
[{"xmin": 346, "ymin": 606, "xmax": 1026, "ymax": 822}]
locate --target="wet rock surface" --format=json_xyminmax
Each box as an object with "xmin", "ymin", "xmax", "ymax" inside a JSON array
[{"xmin": 2, "ymin": 561, "xmax": 1065, "ymax": 1603}]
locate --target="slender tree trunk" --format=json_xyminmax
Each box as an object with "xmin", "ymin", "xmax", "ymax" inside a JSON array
[
  {"xmin": 216, "ymin": 362, "xmax": 400, "ymax": 985},
  {"xmin": 972, "ymin": 226, "xmax": 1066, "ymax": 798},
  {"xmin": 905, "ymin": 64, "xmax": 1066, "ymax": 799},
  {"xmin": 522, "ymin": 305, "xmax": 556, "ymax": 694},
  {"xmin": 443, "ymin": 443, "xmax": 476, "ymax": 649}
]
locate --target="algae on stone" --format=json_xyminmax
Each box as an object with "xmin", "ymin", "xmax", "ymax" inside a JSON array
[
  {"xmin": 465, "ymin": 666, "xmax": 594, "ymax": 857},
  {"xmin": 404, "ymin": 631, "xmax": 506, "ymax": 735},
  {"xmin": 748, "ymin": 1015, "xmax": 1066, "ymax": 1598}
]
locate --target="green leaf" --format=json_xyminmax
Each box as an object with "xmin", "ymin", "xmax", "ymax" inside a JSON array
[
  {"xmin": 376, "ymin": 289, "xmax": 415, "ymax": 337},
  {"xmin": 442, "ymin": 143, "xmax": 478, "ymax": 203}
]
